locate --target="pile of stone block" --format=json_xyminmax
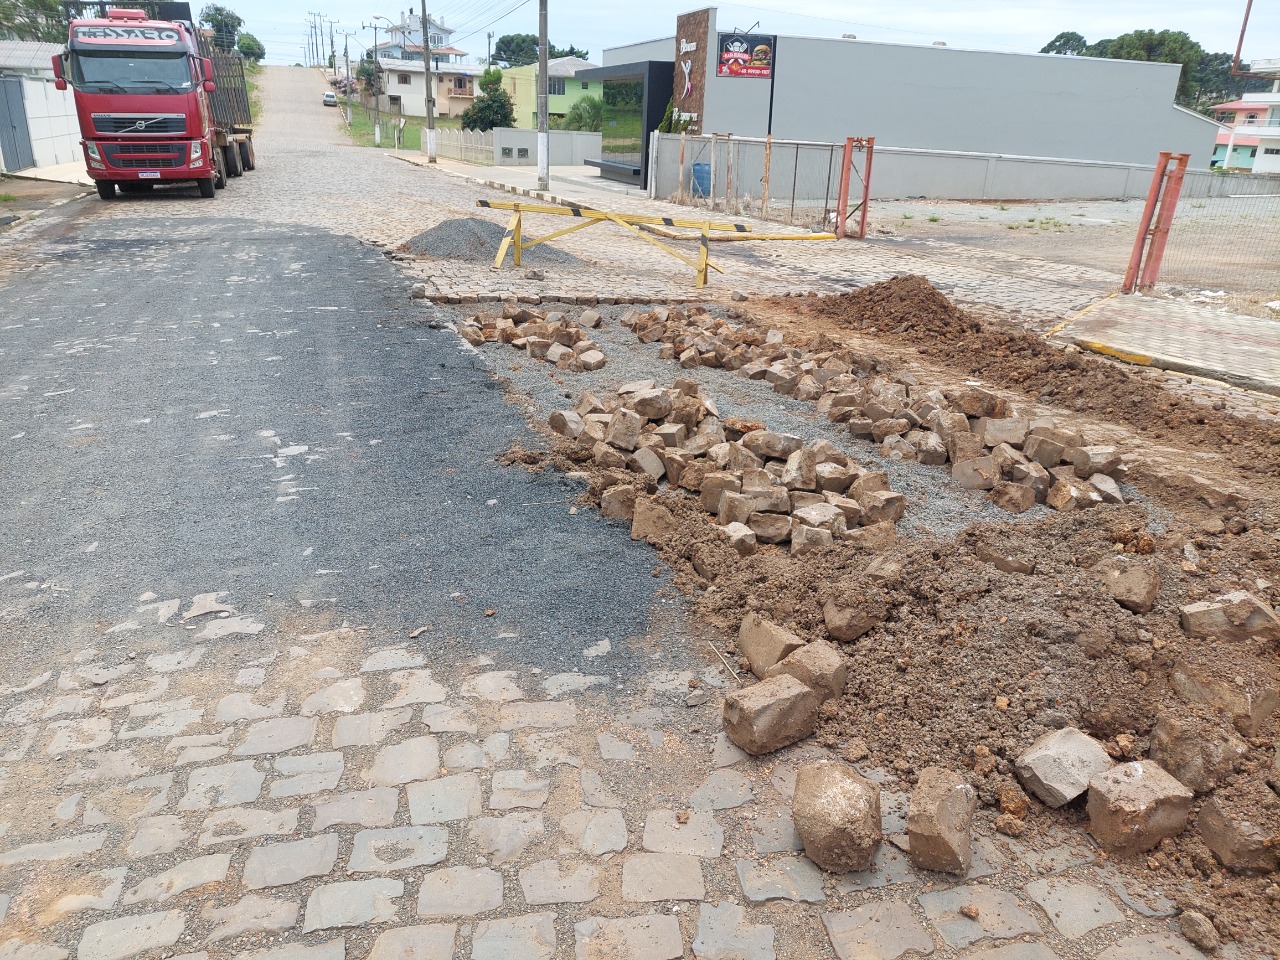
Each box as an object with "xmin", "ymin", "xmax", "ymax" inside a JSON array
[
  {"xmin": 456, "ymin": 304, "xmax": 607, "ymax": 372},
  {"xmin": 548, "ymin": 378, "xmax": 909, "ymax": 556},
  {"xmin": 622, "ymin": 306, "xmax": 1132, "ymax": 514}
]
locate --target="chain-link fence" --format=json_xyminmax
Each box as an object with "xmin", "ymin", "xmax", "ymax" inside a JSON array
[
  {"xmin": 1157, "ymin": 170, "xmax": 1280, "ymax": 307},
  {"xmin": 651, "ymin": 133, "xmax": 859, "ymax": 231}
]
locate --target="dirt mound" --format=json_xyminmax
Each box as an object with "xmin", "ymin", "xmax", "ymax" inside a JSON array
[
  {"xmin": 406, "ymin": 217, "xmax": 581, "ymax": 264},
  {"xmin": 767, "ymin": 277, "xmax": 1280, "ymax": 478}
]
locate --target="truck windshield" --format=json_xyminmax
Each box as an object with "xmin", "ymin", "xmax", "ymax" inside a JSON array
[{"xmin": 71, "ymin": 51, "xmax": 193, "ymax": 94}]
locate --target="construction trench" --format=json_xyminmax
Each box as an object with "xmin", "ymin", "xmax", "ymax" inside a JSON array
[{"xmin": 412, "ymin": 257, "xmax": 1280, "ymax": 957}]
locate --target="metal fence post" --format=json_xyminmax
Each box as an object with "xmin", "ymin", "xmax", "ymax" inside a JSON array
[
  {"xmin": 1123, "ymin": 152, "xmax": 1171, "ymax": 293},
  {"xmin": 1138, "ymin": 153, "xmax": 1189, "ymax": 291}
]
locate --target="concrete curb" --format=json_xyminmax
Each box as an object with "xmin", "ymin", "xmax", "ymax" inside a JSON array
[{"xmin": 1069, "ymin": 336, "xmax": 1280, "ymax": 397}]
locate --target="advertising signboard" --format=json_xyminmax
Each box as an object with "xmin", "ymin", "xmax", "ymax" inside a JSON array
[{"xmin": 717, "ymin": 33, "xmax": 775, "ymax": 78}]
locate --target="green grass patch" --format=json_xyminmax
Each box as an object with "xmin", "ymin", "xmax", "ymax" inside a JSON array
[
  {"xmin": 340, "ymin": 99, "xmax": 461, "ymax": 149},
  {"xmin": 244, "ymin": 60, "xmax": 263, "ymax": 121},
  {"xmin": 927, "ymin": 215, "xmax": 941, "ymax": 222},
  {"xmin": 0, "ymin": 193, "xmax": 16, "ymax": 203}
]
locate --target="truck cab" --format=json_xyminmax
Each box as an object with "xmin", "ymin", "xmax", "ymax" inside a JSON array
[{"xmin": 55, "ymin": 3, "xmax": 253, "ymax": 199}]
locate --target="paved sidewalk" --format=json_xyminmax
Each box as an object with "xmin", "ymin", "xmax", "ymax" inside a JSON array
[
  {"xmin": 5, "ymin": 160, "xmax": 95, "ymax": 187},
  {"xmin": 1058, "ymin": 296, "xmax": 1280, "ymax": 396}
]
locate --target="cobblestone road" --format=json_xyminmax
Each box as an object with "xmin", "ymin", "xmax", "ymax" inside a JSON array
[{"xmin": 0, "ymin": 67, "xmax": 1234, "ymax": 960}]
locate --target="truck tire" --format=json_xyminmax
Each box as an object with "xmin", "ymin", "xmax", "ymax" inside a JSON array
[
  {"xmin": 223, "ymin": 142, "xmax": 242, "ymax": 178},
  {"xmin": 214, "ymin": 150, "xmax": 226, "ymax": 189},
  {"xmin": 239, "ymin": 139, "xmax": 254, "ymax": 171},
  {"xmin": 198, "ymin": 176, "xmax": 215, "ymax": 198},
  {"xmin": 96, "ymin": 180, "xmax": 115, "ymax": 200}
]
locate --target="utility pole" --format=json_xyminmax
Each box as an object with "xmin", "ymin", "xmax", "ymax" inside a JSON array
[
  {"xmin": 308, "ymin": 12, "xmax": 323, "ymax": 67},
  {"xmin": 487, "ymin": 31, "xmax": 493, "ymax": 66},
  {"xmin": 421, "ymin": 0, "xmax": 436, "ymax": 162},
  {"xmin": 340, "ymin": 30, "xmax": 356, "ymax": 124},
  {"xmin": 537, "ymin": 0, "xmax": 548, "ymax": 190},
  {"xmin": 363, "ymin": 20, "xmax": 382, "ymax": 146},
  {"xmin": 326, "ymin": 19, "xmax": 337, "ymax": 72}
]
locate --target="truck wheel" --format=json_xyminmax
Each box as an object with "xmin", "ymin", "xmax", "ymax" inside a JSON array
[
  {"xmin": 96, "ymin": 180, "xmax": 115, "ymax": 200},
  {"xmin": 239, "ymin": 140, "xmax": 254, "ymax": 171},
  {"xmin": 223, "ymin": 142, "xmax": 242, "ymax": 178},
  {"xmin": 214, "ymin": 151, "xmax": 226, "ymax": 189},
  {"xmin": 198, "ymin": 177, "xmax": 215, "ymax": 198}
]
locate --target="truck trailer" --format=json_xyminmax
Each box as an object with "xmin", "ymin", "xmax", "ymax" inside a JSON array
[{"xmin": 53, "ymin": 1, "xmax": 255, "ymax": 199}]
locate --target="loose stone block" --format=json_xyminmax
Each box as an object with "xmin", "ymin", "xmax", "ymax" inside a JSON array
[
  {"xmin": 621, "ymin": 853, "xmax": 705, "ymax": 902},
  {"xmin": 243, "ymin": 835, "xmax": 340, "ymax": 890},
  {"xmin": 1094, "ymin": 556, "xmax": 1160, "ymax": 613},
  {"xmin": 737, "ymin": 612, "xmax": 806, "ymax": 679},
  {"xmin": 271, "ymin": 752, "xmax": 344, "ymax": 798},
  {"xmin": 720, "ymin": 521, "xmax": 757, "ymax": 556},
  {"xmin": 606, "ymin": 409, "xmax": 644, "ymax": 451},
  {"xmin": 989, "ymin": 481, "xmax": 1035, "ymax": 514},
  {"xmin": 642, "ymin": 810, "xmax": 724, "ymax": 858},
  {"xmin": 822, "ymin": 901, "xmax": 935, "ymax": 960},
  {"xmin": 332, "ymin": 709, "xmax": 412, "ymax": 747},
  {"xmin": 792, "ymin": 761, "xmax": 881, "ymax": 872},
  {"xmin": 573, "ymin": 915, "xmax": 683, "ymax": 960},
  {"xmin": 77, "ymin": 913, "xmax": 185, "ymax": 960},
  {"xmin": 199, "ymin": 807, "xmax": 298, "ymax": 846},
  {"xmin": 631, "ymin": 498, "xmax": 677, "ymax": 545},
  {"xmin": 179, "ymin": 760, "xmax": 265, "ymax": 810},
  {"xmin": 1197, "ymin": 790, "xmax": 1280, "ymax": 873},
  {"xmin": 1014, "ymin": 727, "xmax": 1112, "ymax": 808},
  {"xmin": 952, "ymin": 456, "xmax": 999, "ymax": 491},
  {"xmin": 907, "ymin": 766, "xmax": 977, "ymax": 875},
  {"xmin": 600, "ymin": 485, "xmax": 637, "ymax": 521},
  {"xmin": 822, "ymin": 597, "xmax": 886, "ymax": 642},
  {"xmin": 791, "ymin": 524, "xmax": 834, "ymax": 555},
  {"xmin": 302, "ymin": 878, "xmax": 403, "ymax": 932},
  {"xmin": 722, "ymin": 674, "xmax": 822, "ymax": 755},
  {"xmin": 763, "ymin": 641, "xmax": 847, "ymax": 702},
  {"xmin": 1179, "ymin": 590, "xmax": 1280, "ymax": 642},
  {"xmin": 561, "ymin": 807, "xmax": 628, "ymax": 856},
  {"xmin": 408, "ymin": 773, "xmax": 483, "ymax": 823},
  {"xmin": 417, "ymin": 866, "xmax": 504, "ymax": 917},
  {"xmin": 1148, "ymin": 713, "xmax": 1247, "ymax": 794},
  {"xmin": 1086, "ymin": 760, "xmax": 1194, "ymax": 854},
  {"xmin": 471, "ymin": 913, "xmax": 557, "ymax": 960},
  {"xmin": 349, "ymin": 826, "xmax": 449, "ymax": 873}
]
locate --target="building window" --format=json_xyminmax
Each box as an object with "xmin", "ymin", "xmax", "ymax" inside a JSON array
[
  {"xmin": 1246, "ymin": 113, "xmax": 1259, "ymax": 124},
  {"xmin": 581, "ymin": 80, "xmax": 589, "ymax": 89},
  {"xmin": 429, "ymin": 33, "xmax": 443, "ymax": 47},
  {"xmin": 1265, "ymin": 147, "xmax": 1280, "ymax": 155},
  {"xmin": 1249, "ymin": 148, "xmax": 1257, "ymax": 158},
  {"xmin": 548, "ymin": 77, "xmax": 565, "ymax": 96},
  {"xmin": 398, "ymin": 73, "xmax": 411, "ymax": 85}
]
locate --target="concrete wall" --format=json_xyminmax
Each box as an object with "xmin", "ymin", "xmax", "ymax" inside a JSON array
[
  {"xmin": 692, "ymin": 10, "xmax": 1218, "ymax": 167},
  {"xmin": 20, "ymin": 76, "xmax": 79, "ymax": 167},
  {"xmin": 439, "ymin": 128, "xmax": 601, "ymax": 165},
  {"xmin": 602, "ymin": 37, "xmax": 674, "ymax": 67},
  {"xmin": 650, "ymin": 133, "xmax": 1280, "ymax": 206}
]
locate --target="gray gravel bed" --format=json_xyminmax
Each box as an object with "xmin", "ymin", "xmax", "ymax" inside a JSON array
[
  {"xmin": 430, "ymin": 302, "xmax": 1070, "ymax": 540},
  {"xmin": 407, "ymin": 216, "xmax": 582, "ymax": 264}
]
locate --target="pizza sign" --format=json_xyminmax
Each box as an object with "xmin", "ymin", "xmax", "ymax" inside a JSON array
[{"xmin": 717, "ymin": 33, "xmax": 775, "ymax": 78}]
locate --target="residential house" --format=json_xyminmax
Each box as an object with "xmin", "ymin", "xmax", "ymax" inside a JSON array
[
  {"xmin": 375, "ymin": 57, "xmax": 485, "ymax": 119},
  {"xmin": 1212, "ymin": 58, "xmax": 1280, "ymax": 174},
  {"xmin": 0, "ymin": 40, "xmax": 80, "ymax": 172},
  {"xmin": 502, "ymin": 57, "xmax": 602, "ymax": 129},
  {"xmin": 373, "ymin": 12, "xmax": 467, "ymax": 65}
]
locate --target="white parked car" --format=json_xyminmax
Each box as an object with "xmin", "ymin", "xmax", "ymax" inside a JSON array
[{"xmin": 322, "ymin": 91, "xmax": 338, "ymax": 107}]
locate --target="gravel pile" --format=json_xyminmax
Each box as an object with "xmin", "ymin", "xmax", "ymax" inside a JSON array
[{"xmin": 406, "ymin": 217, "xmax": 582, "ymax": 264}]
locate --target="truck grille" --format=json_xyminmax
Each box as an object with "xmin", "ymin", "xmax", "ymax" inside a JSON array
[
  {"xmin": 102, "ymin": 143, "xmax": 188, "ymax": 169},
  {"xmin": 92, "ymin": 114, "xmax": 187, "ymax": 135}
]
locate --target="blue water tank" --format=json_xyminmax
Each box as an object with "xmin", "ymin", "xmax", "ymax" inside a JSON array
[{"xmin": 692, "ymin": 162, "xmax": 711, "ymax": 198}]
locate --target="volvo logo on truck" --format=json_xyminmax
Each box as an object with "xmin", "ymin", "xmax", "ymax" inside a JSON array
[{"xmin": 73, "ymin": 25, "xmax": 182, "ymax": 43}]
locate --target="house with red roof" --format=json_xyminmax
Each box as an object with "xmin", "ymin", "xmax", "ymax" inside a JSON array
[{"xmin": 1211, "ymin": 59, "xmax": 1280, "ymax": 173}]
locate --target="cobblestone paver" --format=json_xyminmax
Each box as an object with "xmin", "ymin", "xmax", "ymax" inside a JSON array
[{"xmin": 0, "ymin": 66, "xmax": 1243, "ymax": 960}]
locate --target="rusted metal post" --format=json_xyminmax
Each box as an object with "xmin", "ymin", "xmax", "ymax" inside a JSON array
[
  {"xmin": 1123, "ymin": 152, "xmax": 1171, "ymax": 293},
  {"xmin": 1139, "ymin": 153, "xmax": 1189, "ymax": 290},
  {"xmin": 697, "ymin": 222, "xmax": 710, "ymax": 288},
  {"xmin": 858, "ymin": 138, "xmax": 875, "ymax": 240},
  {"xmin": 512, "ymin": 208, "xmax": 523, "ymax": 266},
  {"xmin": 835, "ymin": 137, "xmax": 854, "ymax": 239},
  {"xmin": 789, "ymin": 143, "xmax": 800, "ymax": 222}
]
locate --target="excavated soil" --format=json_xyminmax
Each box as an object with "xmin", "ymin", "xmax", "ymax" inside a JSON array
[
  {"xmin": 500, "ymin": 278, "xmax": 1280, "ymax": 953},
  {"xmin": 758, "ymin": 276, "xmax": 1280, "ymax": 479}
]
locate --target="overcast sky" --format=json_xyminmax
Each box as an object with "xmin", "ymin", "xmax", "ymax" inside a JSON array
[{"xmin": 247, "ymin": 1, "xmax": 1280, "ymax": 69}]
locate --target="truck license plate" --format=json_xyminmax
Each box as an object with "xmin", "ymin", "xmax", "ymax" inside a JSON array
[{"xmin": 138, "ymin": 171, "xmax": 161, "ymax": 179}]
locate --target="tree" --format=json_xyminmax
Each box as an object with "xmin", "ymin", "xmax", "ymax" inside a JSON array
[
  {"xmin": 562, "ymin": 95, "xmax": 602, "ymax": 132},
  {"xmin": 200, "ymin": 4, "xmax": 243, "ymax": 52},
  {"xmin": 490, "ymin": 33, "xmax": 589, "ymax": 66},
  {"xmin": 236, "ymin": 31, "xmax": 265, "ymax": 63},
  {"xmin": 1107, "ymin": 30, "xmax": 1202, "ymax": 101},
  {"xmin": 1040, "ymin": 31, "xmax": 1087, "ymax": 56},
  {"xmin": 461, "ymin": 67, "xmax": 516, "ymax": 130},
  {"xmin": 0, "ymin": 0, "xmax": 67, "ymax": 42}
]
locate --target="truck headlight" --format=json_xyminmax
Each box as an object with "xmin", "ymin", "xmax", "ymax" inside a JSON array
[
  {"xmin": 84, "ymin": 141, "xmax": 101, "ymax": 160},
  {"xmin": 190, "ymin": 139, "xmax": 203, "ymax": 161}
]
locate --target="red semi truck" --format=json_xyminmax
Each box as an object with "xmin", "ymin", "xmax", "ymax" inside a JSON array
[{"xmin": 53, "ymin": 1, "xmax": 255, "ymax": 199}]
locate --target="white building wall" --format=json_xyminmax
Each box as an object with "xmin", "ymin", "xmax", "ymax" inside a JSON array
[
  {"xmin": 1254, "ymin": 138, "xmax": 1280, "ymax": 174},
  {"xmin": 21, "ymin": 76, "xmax": 80, "ymax": 167}
]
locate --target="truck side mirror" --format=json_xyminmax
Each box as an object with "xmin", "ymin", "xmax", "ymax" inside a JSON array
[
  {"xmin": 51, "ymin": 54, "xmax": 68, "ymax": 90},
  {"xmin": 202, "ymin": 58, "xmax": 214, "ymax": 80},
  {"xmin": 203, "ymin": 79, "xmax": 217, "ymax": 92}
]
